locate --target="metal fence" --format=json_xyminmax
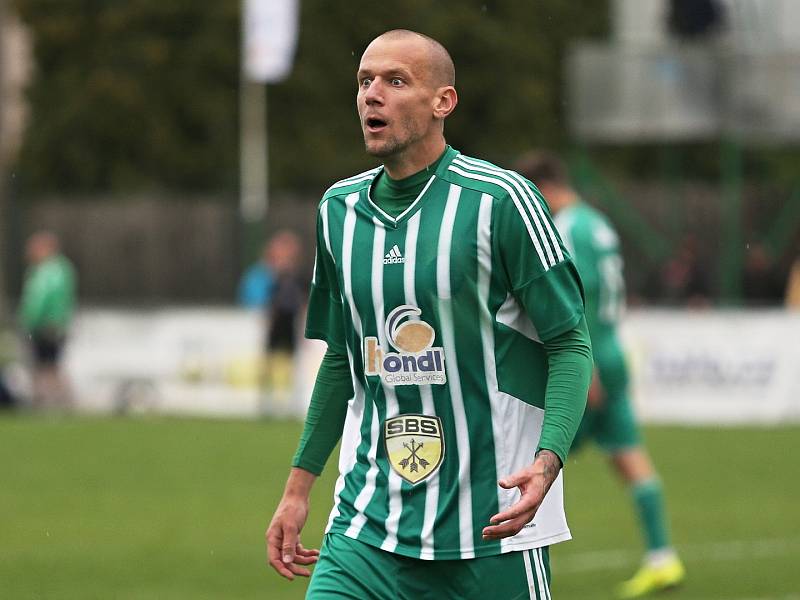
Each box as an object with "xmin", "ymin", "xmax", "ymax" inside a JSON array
[{"xmin": 6, "ymin": 194, "xmax": 318, "ymax": 305}]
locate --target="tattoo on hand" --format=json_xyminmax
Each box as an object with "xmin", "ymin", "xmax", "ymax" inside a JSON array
[{"xmin": 535, "ymin": 449, "xmax": 562, "ymax": 486}]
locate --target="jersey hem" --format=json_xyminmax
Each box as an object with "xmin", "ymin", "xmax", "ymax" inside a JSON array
[
  {"xmin": 499, "ymin": 529, "xmax": 572, "ymax": 552},
  {"xmin": 326, "ymin": 525, "xmax": 572, "ymax": 561}
]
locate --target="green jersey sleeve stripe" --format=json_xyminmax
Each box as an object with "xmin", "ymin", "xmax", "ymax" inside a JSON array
[
  {"xmin": 448, "ymin": 162, "xmax": 551, "ymax": 271},
  {"xmin": 454, "ymin": 155, "xmax": 565, "ymax": 266}
]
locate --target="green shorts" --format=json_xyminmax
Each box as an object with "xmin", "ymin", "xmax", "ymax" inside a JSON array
[
  {"xmin": 306, "ymin": 533, "xmax": 552, "ymax": 600},
  {"xmin": 571, "ymin": 340, "xmax": 641, "ymax": 453}
]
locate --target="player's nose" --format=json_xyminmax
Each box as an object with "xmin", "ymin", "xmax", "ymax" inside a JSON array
[{"xmin": 363, "ymin": 81, "xmax": 384, "ymax": 105}]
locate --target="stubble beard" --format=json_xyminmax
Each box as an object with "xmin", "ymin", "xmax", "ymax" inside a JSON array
[
  {"xmin": 363, "ymin": 116, "xmax": 421, "ymax": 159},
  {"xmin": 364, "ymin": 134, "xmax": 402, "ymax": 158}
]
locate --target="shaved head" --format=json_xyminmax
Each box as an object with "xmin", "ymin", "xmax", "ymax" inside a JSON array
[
  {"xmin": 370, "ymin": 29, "xmax": 455, "ymax": 88},
  {"xmin": 357, "ymin": 29, "xmax": 458, "ymax": 178}
]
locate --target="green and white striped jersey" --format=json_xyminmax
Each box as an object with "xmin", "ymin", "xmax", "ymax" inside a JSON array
[{"xmin": 306, "ymin": 147, "xmax": 585, "ymax": 560}]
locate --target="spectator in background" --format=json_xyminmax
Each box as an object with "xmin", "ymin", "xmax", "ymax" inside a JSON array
[
  {"xmin": 261, "ymin": 229, "xmax": 308, "ymax": 412},
  {"xmin": 237, "ymin": 241, "xmax": 275, "ymax": 309},
  {"xmin": 515, "ymin": 151, "xmax": 685, "ymax": 598},
  {"xmin": 19, "ymin": 231, "xmax": 77, "ymax": 410},
  {"xmin": 741, "ymin": 242, "xmax": 786, "ymax": 306},
  {"xmin": 649, "ymin": 234, "xmax": 712, "ymax": 307}
]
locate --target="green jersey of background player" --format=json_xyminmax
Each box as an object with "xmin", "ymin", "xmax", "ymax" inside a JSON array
[
  {"xmin": 265, "ymin": 30, "xmax": 594, "ymax": 599},
  {"xmin": 515, "ymin": 151, "xmax": 686, "ymax": 599}
]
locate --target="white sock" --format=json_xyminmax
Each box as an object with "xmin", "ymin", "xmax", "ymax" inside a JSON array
[{"xmin": 645, "ymin": 547, "xmax": 678, "ymax": 568}]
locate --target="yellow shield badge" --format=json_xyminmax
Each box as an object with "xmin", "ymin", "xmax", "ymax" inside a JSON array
[{"xmin": 384, "ymin": 414, "xmax": 444, "ymax": 485}]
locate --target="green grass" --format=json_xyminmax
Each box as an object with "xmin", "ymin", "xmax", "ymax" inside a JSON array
[{"xmin": 1, "ymin": 415, "xmax": 798, "ymax": 599}]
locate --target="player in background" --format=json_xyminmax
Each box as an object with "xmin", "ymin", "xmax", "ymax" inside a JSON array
[
  {"xmin": 265, "ymin": 30, "xmax": 593, "ymax": 599},
  {"xmin": 515, "ymin": 151, "xmax": 686, "ymax": 598},
  {"xmin": 19, "ymin": 231, "xmax": 77, "ymax": 410}
]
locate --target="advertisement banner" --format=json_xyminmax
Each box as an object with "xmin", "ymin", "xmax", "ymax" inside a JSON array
[
  {"xmin": 622, "ymin": 309, "xmax": 800, "ymax": 424},
  {"xmin": 61, "ymin": 308, "xmax": 800, "ymax": 424},
  {"xmin": 64, "ymin": 307, "xmax": 324, "ymax": 418}
]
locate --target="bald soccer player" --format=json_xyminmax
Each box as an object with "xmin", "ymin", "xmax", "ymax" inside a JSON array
[{"xmin": 265, "ymin": 30, "xmax": 593, "ymax": 599}]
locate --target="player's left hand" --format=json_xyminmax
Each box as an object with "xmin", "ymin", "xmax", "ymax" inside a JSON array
[{"xmin": 482, "ymin": 449, "xmax": 562, "ymax": 540}]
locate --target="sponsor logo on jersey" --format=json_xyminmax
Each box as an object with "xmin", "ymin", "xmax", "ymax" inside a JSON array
[
  {"xmin": 364, "ymin": 305, "xmax": 446, "ymax": 386},
  {"xmin": 384, "ymin": 414, "xmax": 444, "ymax": 484},
  {"xmin": 383, "ymin": 244, "xmax": 405, "ymax": 264}
]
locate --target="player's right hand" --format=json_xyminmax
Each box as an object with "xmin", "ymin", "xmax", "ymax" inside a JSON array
[{"xmin": 266, "ymin": 497, "xmax": 320, "ymax": 580}]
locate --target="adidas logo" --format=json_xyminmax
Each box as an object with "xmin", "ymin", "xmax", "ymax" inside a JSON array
[{"xmin": 383, "ymin": 244, "xmax": 405, "ymax": 264}]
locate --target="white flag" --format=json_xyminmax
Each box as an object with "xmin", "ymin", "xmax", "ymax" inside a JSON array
[{"xmin": 243, "ymin": 0, "xmax": 299, "ymax": 83}]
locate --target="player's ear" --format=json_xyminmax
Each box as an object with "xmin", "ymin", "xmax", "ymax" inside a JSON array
[{"xmin": 432, "ymin": 86, "xmax": 458, "ymax": 121}]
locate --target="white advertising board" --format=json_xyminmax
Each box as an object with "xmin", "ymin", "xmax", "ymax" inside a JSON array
[
  {"xmin": 64, "ymin": 307, "xmax": 325, "ymax": 418},
  {"xmin": 62, "ymin": 308, "xmax": 800, "ymax": 424},
  {"xmin": 622, "ymin": 309, "xmax": 800, "ymax": 424}
]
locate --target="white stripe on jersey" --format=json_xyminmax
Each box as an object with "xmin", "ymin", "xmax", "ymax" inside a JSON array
[
  {"xmin": 313, "ymin": 201, "xmax": 330, "ymax": 286},
  {"xmin": 341, "ymin": 194, "xmax": 364, "ymax": 341},
  {"xmin": 325, "ymin": 194, "xmax": 365, "ymax": 533},
  {"xmin": 476, "ymin": 193, "xmax": 513, "ymax": 553},
  {"xmin": 405, "ymin": 210, "xmax": 440, "ymax": 559},
  {"xmin": 340, "ymin": 193, "xmax": 381, "ymax": 540},
  {"xmin": 311, "ymin": 255, "xmax": 319, "ymax": 286},
  {"xmin": 324, "ymin": 167, "xmax": 381, "ymax": 195},
  {"xmin": 496, "ymin": 292, "xmax": 542, "ymax": 343},
  {"xmin": 448, "ymin": 163, "xmax": 550, "ymax": 271},
  {"xmin": 437, "ymin": 183, "xmax": 475, "ymax": 558},
  {"xmin": 325, "ymin": 370, "xmax": 363, "ymax": 533},
  {"xmin": 454, "ymin": 155, "xmax": 564, "ymax": 265},
  {"xmin": 321, "ymin": 199, "xmax": 334, "ymax": 257},
  {"xmin": 343, "ymin": 406, "xmax": 382, "ymax": 539},
  {"xmin": 371, "ymin": 218, "xmax": 403, "ymax": 554}
]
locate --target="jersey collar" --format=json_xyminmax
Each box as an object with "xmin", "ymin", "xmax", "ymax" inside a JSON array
[{"xmin": 365, "ymin": 146, "xmax": 461, "ymax": 229}]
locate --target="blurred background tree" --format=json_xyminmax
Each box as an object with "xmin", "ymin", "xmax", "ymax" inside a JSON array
[
  {"xmin": 13, "ymin": 0, "xmax": 240, "ymax": 194},
  {"xmin": 7, "ymin": 0, "xmax": 798, "ymax": 305},
  {"xmin": 11, "ymin": 0, "xmax": 609, "ymax": 196}
]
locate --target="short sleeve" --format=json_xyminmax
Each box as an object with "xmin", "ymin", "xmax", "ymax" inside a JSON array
[
  {"xmin": 495, "ymin": 183, "xmax": 585, "ymax": 342},
  {"xmin": 305, "ymin": 203, "xmax": 347, "ymax": 354}
]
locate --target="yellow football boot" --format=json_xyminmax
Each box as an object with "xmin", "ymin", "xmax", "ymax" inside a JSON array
[{"xmin": 616, "ymin": 556, "xmax": 686, "ymax": 598}]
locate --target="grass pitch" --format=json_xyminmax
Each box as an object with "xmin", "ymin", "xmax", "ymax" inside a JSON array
[{"xmin": 1, "ymin": 415, "xmax": 798, "ymax": 599}]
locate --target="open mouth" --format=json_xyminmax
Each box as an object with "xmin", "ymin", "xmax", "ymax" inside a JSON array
[{"xmin": 366, "ymin": 117, "xmax": 388, "ymax": 132}]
